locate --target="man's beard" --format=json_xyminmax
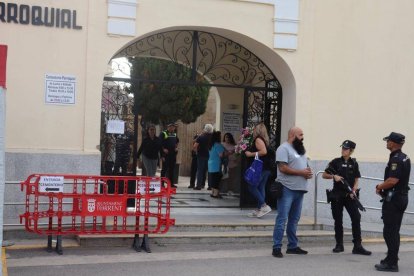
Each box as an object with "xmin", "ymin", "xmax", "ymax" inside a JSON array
[{"xmin": 293, "ymin": 137, "xmax": 306, "ymax": 155}]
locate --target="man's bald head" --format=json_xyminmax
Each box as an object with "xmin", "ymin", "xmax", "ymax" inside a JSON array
[
  {"xmin": 288, "ymin": 127, "xmax": 304, "ymax": 143},
  {"xmin": 287, "ymin": 126, "xmax": 306, "ymax": 154}
]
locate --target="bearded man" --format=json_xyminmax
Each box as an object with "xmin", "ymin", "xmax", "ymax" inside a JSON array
[{"xmin": 272, "ymin": 127, "xmax": 313, "ymax": 258}]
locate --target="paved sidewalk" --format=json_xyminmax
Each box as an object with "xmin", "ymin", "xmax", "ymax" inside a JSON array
[{"xmin": 172, "ymin": 175, "xmax": 414, "ymax": 237}]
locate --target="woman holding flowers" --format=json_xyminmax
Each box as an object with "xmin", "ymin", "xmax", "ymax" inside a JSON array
[{"xmin": 244, "ymin": 123, "xmax": 272, "ymax": 218}]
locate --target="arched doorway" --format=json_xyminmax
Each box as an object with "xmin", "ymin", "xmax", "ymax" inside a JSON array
[{"xmin": 100, "ymin": 27, "xmax": 294, "ymax": 207}]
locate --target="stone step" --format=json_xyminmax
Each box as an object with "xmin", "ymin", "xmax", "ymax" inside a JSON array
[
  {"xmin": 168, "ymin": 222, "xmax": 321, "ymax": 232},
  {"xmin": 2, "ymin": 223, "xmax": 322, "ymax": 240},
  {"xmin": 76, "ymin": 229, "xmax": 352, "ymax": 247}
]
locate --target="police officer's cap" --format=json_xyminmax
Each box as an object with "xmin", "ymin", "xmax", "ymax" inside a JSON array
[
  {"xmin": 383, "ymin": 132, "xmax": 405, "ymax": 144},
  {"xmin": 167, "ymin": 122, "xmax": 176, "ymax": 127},
  {"xmin": 340, "ymin": 140, "xmax": 356, "ymax": 149}
]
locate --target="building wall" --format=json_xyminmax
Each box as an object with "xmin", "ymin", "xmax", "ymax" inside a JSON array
[
  {"xmin": 2, "ymin": 0, "xmax": 280, "ymax": 183},
  {"xmin": 2, "ymin": 0, "xmax": 414, "ymax": 222},
  {"xmin": 302, "ymin": 0, "xmax": 414, "ymax": 161}
]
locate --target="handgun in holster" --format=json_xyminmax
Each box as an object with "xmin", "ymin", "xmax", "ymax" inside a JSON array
[{"xmin": 326, "ymin": 189, "xmax": 335, "ymax": 203}]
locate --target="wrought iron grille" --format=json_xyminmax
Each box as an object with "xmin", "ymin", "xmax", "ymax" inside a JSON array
[
  {"xmin": 243, "ymin": 83, "xmax": 282, "ymax": 150},
  {"xmin": 113, "ymin": 30, "xmax": 276, "ymax": 87}
]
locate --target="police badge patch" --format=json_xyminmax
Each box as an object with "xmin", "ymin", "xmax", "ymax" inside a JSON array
[{"xmin": 391, "ymin": 163, "xmax": 398, "ymax": 170}]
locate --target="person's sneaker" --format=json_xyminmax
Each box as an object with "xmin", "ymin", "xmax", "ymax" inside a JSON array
[
  {"xmin": 272, "ymin": 248, "xmax": 283, "ymax": 258},
  {"xmin": 193, "ymin": 186, "xmax": 202, "ymax": 190},
  {"xmin": 188, "ymin": 185, "xmax": 195, "ymax": 189},
  {"xmin": 286, "ymin": 247, "xmax": 308, "ymax": 255},
  {"xmin": 256, "ymin": 205, "xmax": 272, "ymax": 218},
  {"xmin": 171, "ymin": 184, "xmax": 178, "ymax": 188},
  {"xmin": 332, "ymin": 244, "xmax": 344, "ymax": 253},
  {"xmin": 352, "ymin": 245, "xmax": 371, "ymax": 255},
  {"xmin": 247, "ymin": 210, "xmax": 259, "ymax": 218},
  {"xmin": 375, "ymin": 262, "xmax": 398, "ymax": 272}
]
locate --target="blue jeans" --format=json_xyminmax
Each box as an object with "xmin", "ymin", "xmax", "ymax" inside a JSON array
[
  {"xmin": 196, "ymin": 156, "xmax": 208, "ymax": 188},
  {"xmin": 273, "ymin": 186, "xmax": 304, "ymax": 249},
  {"xmin": 247, "ymin": 170, "xmax": 270, "ymax": 209}
]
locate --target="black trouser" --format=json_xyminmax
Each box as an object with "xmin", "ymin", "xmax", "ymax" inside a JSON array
[
  {"xmin": 331, "ymin": 191, "xmax": 361, "ymax": 245},
  {"xmin": 208, "ymin": 172, "xmax": 223, "ymax": 190},
  {"xmin": 161, "ymin": 154, "xmax": 176, "ymax": 185},
  {"xmin": 189, "ymin": 154, "xmax": 197, "ymax": 187},
  {"xmin": 382, "ymin": 193, "xmax": 408, "ymax": 265},
  {"xmin": 103, "ymin": 161, "xmax": 114, "ymax": 175}
]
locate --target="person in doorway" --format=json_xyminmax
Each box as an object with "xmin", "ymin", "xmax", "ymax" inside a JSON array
[
  {"xmin": 193, "ymin": 124, "xmax": 214, "ymax": 190},
  {"xmin": 272, "ymin": 126, "xmax": 313, "ymax": 258},
  {"xmin": 160, "ymin": 122, "xmax": 179, "ymax": 188},
  {"xmin": 137, "ymin": 124, "xmax": 162, "ymax": 177},
  {"xmin": 244, "ymin": 123, "xmax": 272, "ymax": 218},
  {"xmin": 113, "ymin": 130, "xmax": 133, "ymax": 175},
  {"xmin": 208, "ymin": 130, "xmax": 226, "ymax": 198},
  {"xmin": 322, "ymin": 140, "xmax": 371, "ymax": 255},
  {"xmin": 375, "ymin": 132, "xmax": 410, "ymax": 272},
  {"xmin": 188, "ymin": 132, "xmax": 199, "ymax": 189}
]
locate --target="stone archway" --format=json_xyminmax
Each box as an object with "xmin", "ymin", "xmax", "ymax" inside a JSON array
[{"xmin": 100, "ymin": 27, "xmax": 296, "ymax": 206}]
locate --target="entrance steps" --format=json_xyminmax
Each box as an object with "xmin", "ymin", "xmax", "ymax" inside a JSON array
[{"xmin": 75, "ymin": 222, "xmax": 380, "ymax": 247}]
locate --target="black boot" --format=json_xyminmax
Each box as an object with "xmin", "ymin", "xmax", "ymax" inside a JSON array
[
  {"xmin": 375, "ymin": 263, "xmax": 398, "ymax": 272},
  {"xmin": 332, "ymin": 244, "xmax": 344, "ymax": 253},
  {"xmin": 352, "ymin": 244, "xmax": 371, "ymax": 255}
]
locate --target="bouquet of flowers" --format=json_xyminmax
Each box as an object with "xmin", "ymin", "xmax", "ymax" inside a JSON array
[{"xmin": 235, "ymin": 127, "xmax": 253, "ymax": 155}]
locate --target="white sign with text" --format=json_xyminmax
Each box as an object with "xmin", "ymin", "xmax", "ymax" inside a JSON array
[
  {"xmin": 222, "ymin": 112, "xmax": 241, "ymax": 138},
  {"xmin": 45, "ymin": 74, "xmax": 76, "ymax": 105},
  {"xmin": 39, "ymin": 176, "xmax": 64, "ymax": 193},
  {"xmin": 137, "ymin": 179, "xmax": 161, "ymax": 194},
  {"xmin": 106, "ymin": 120, "xmax": 125, "ymax": 134}
]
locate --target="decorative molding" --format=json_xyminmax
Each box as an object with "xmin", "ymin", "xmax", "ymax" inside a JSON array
[
  {"xmin": 273, "ymin": 18, "xmax": 300, "ymax": 24},
  {"xmin": 237, "ymin": 0, "xmax": 299, "ymax": 50},
  {"xmin": 108, "ymin": 0, "xmax": 138, "ymax": 7},
  {"xmin": 273, "ymin": 0, "xmax": 299, "ymax": 50},
  {"xmin": 107, "ymin": 0, "xmax": 138, "ymax": 36}
]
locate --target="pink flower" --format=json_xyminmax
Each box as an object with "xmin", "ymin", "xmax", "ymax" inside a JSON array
[{"xmin": 234, "ymin": 127, "xmax": 253, "ymax": 155}]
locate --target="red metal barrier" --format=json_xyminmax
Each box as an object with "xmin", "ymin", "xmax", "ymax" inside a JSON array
[{"xmin": 19, "ymin": 174, "xmax": 176, "ymax": 253}]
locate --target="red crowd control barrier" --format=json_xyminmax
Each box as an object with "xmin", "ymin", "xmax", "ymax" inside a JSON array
[{"xmin": 19, "ymin": 174, "xmax": 176, "ymax": 254}]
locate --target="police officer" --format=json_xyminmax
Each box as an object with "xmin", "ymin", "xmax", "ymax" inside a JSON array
[
  {"xmin": 160, "ymin": 122, "xmax": 179, "ymax": 188},
  {"xmin": 375, "ymin": 132, "xmax": 410, "ymax": 272},
  {"xmin": 323, "ymin": 140, "xmax": 371, "ymax": 255}
]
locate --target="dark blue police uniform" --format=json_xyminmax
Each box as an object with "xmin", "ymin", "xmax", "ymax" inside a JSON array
[
  {"xmin": 374, "ymin": 132, "xmax": 411, "ymax": 272},
  {"xmin": 160, "ymin": 125, "xmax": 179, "ymax": 187},
  {"xmin": 380, "ymin": 134, "xmax": 410, "ymax": 269},
  {"xmin": 325, "ymin": 140, "xmax": 366, "ymax": 253}
]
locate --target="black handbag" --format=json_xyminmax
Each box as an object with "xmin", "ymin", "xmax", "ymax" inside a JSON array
[{"xmin": 269, "ymin": 180, "xmax": 283, "ymax": 199}]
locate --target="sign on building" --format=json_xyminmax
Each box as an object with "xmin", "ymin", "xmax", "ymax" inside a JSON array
[
  {"xmin": 45, "ymin": 74, "xmax": 76, "ymax": 105},
  {"xmin": 222, "ymin": 112, "xmax": 241, "ymax": 139}
]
